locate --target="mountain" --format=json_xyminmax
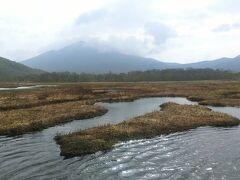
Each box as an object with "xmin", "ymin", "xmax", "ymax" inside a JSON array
[
  {"xmin": 22, "ymin": 42, "xmax": 240, "ymax": 73},
  {"xmin": 0, "ymin": 57, "xmax": 44, "ymax": 81},
  {"xmin": 22, "ymin": 43, "xmax": 178, "ymax": 73},
  {"xmin": 182, "ymin": 56, "xmax": 240, "ymax": 72}
]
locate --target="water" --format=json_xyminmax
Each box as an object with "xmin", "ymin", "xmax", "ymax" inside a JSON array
[
  {"xmin": 0, "ymin": 97, "xmax": 239, "ymax": 180},
  {"xmin": 0, "ymin": 85, "xmax": 57, "ymax": 91}
]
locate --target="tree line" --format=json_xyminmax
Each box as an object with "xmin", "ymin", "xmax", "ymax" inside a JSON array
[{"xmin": 15, "ymin": 68, "xmax": 240, "ymax": 82}]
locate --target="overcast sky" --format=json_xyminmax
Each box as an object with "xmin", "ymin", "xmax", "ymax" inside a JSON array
[{"xmin": 1, "ymin": 0, "xmax": 240, "ymax": 63}]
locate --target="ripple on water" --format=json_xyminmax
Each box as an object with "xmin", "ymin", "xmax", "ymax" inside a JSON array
[
  {"xmin": 0, "ymin": 97, "xmax": 239, "ymax": 180},
  {"xmin": 76, "ymin": 126, "xmax": 240, "ymax": 179}
]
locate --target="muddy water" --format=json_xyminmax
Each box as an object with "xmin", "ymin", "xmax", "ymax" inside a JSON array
[{"xmin": 0, "ymin": 97, "xmax": 239, "ymax": 180}]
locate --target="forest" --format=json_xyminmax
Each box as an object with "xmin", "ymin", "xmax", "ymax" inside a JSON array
[{"xmin": 15, "ymin": 68, "xmax": 240, "ymax": 82}]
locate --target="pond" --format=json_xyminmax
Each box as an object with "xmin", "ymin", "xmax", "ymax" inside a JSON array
[{"xmin": 0, "ymin": 97, "xmax": 239, "ymax": 180}]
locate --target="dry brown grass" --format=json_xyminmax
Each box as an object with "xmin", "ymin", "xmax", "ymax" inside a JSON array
[
  {"xmin": 0, "ymin": 101, "xmax": 107, "ymax": 136},
  {"xmin": 56, "ymin": 102, "xmax": 240, "ymax": 157},
  {"xmin": 0, "ymin": 81, "xmax": 240, "ymax": 111},
  {"xmin": 94, "ymin": 81, "xmax": 240, "ymax": 107},
  {"xmin": 0, "ymin": 86, "xmax": 96, "ymax": 111},
  {"xmin": 0, "ymin": 81, "xmax": 239, "ymax": 136}
]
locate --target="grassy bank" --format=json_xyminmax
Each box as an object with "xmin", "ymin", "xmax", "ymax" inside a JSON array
[
  {"xmin": 55, "ymin": 103, "xmax": 240, "ymax": 157},
  {"xmin": 0, "ymin": 101, "xmax": 107, "ymax": 136}
]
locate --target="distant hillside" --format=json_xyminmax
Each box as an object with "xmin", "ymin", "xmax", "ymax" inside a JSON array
[
  {"xmin": 22, "ymin": 42, "xmax": 240, "ymax": 73},
  {"xmin": 182, "ymin": 56, "xmax": 240, "ymax": 72},
  {"xmin": 0, "ymin": 57, "xmax": 44, "ymax": 81},
  {"xmin": 22, "ymin": 43, "xmax": 178, "ymax": 73}
]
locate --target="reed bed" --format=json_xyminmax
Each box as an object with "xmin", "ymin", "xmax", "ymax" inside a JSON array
[
  {"xmin": 56, "ymin": 102, "xmax": 239, "ymax": 157},
  {"xmin": 0, "ymin": 101, "xmax": 107, "ymax": 135}
]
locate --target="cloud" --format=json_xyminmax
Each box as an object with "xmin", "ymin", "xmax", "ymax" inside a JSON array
[
  {"xmin": 62, "ymin": 1, "xmax": 178, "ymax": 58},
  {"xmin": 144, "ymin": 22, "xmax": 177, "ymax": 45},
  {"xmin": 211, "ymin": 0, "xmax": 240, "ymax": 14},
  {"xmin": 213, "ymin": 23, "xmax": 240, "ymax": 32},
  {"xmin": 0, "ymin": 0, "xmax": 240, "ymax": 63},
  {"xmin": 75, "ymin": 9, "xmax": 108, "ymax": 24},
  {"xmin": 213, "ymin": 24, "xmax": 232, "ymax": 32}
]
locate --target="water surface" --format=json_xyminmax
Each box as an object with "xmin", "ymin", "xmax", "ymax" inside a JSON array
[
  {"xmin": 0, "ymin": 85, "xmax": 57, "ymax": 91},
  {"xmin": 0, "ymin": 97, "xmax": 239, "ymax": 180}
]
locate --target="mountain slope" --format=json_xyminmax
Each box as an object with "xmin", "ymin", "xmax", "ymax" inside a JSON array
[
  {"xmin": 182, "ymin": 56, "xmax": 240, "ymax": 72},
  {"xmin": 22, "ymin": 43, "xmax": 178, "ymax": 73},
  {"xmin": 0, "ymin": 57, "xmax": 44, "ymax": 81},
  {"xmin": 22, "ymin": 42, "xmax": 240, "ymax": 73}
]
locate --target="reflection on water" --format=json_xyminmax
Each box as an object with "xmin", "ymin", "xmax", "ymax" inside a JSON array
[{"xmin": 0, "ymin": 97, "xmax": 239, "ymax": 180}]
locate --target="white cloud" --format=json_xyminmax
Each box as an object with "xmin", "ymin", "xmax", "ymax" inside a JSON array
[
  {"xmin": 213, "ymin": 22, "xmax": 240, "ymax": 32},
  {"xmin": 0, "ymin": 0, "xmax": 240, "ymax": 63},
  {"xmin": 144, "ymin": 22, "xmax": 177, "ymax": 45}
]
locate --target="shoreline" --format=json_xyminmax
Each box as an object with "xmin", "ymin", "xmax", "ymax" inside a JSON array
[
  {"xmin": 0, "ymin": 81, "xmax": 239, "ymax": 136},
  {"xmin": 0, "ymin": 102, "xmax": 107, "ymax": 136},
  {"xmin": 55, "ymin": 102, "xmax": 240, "ymax": 158}
]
